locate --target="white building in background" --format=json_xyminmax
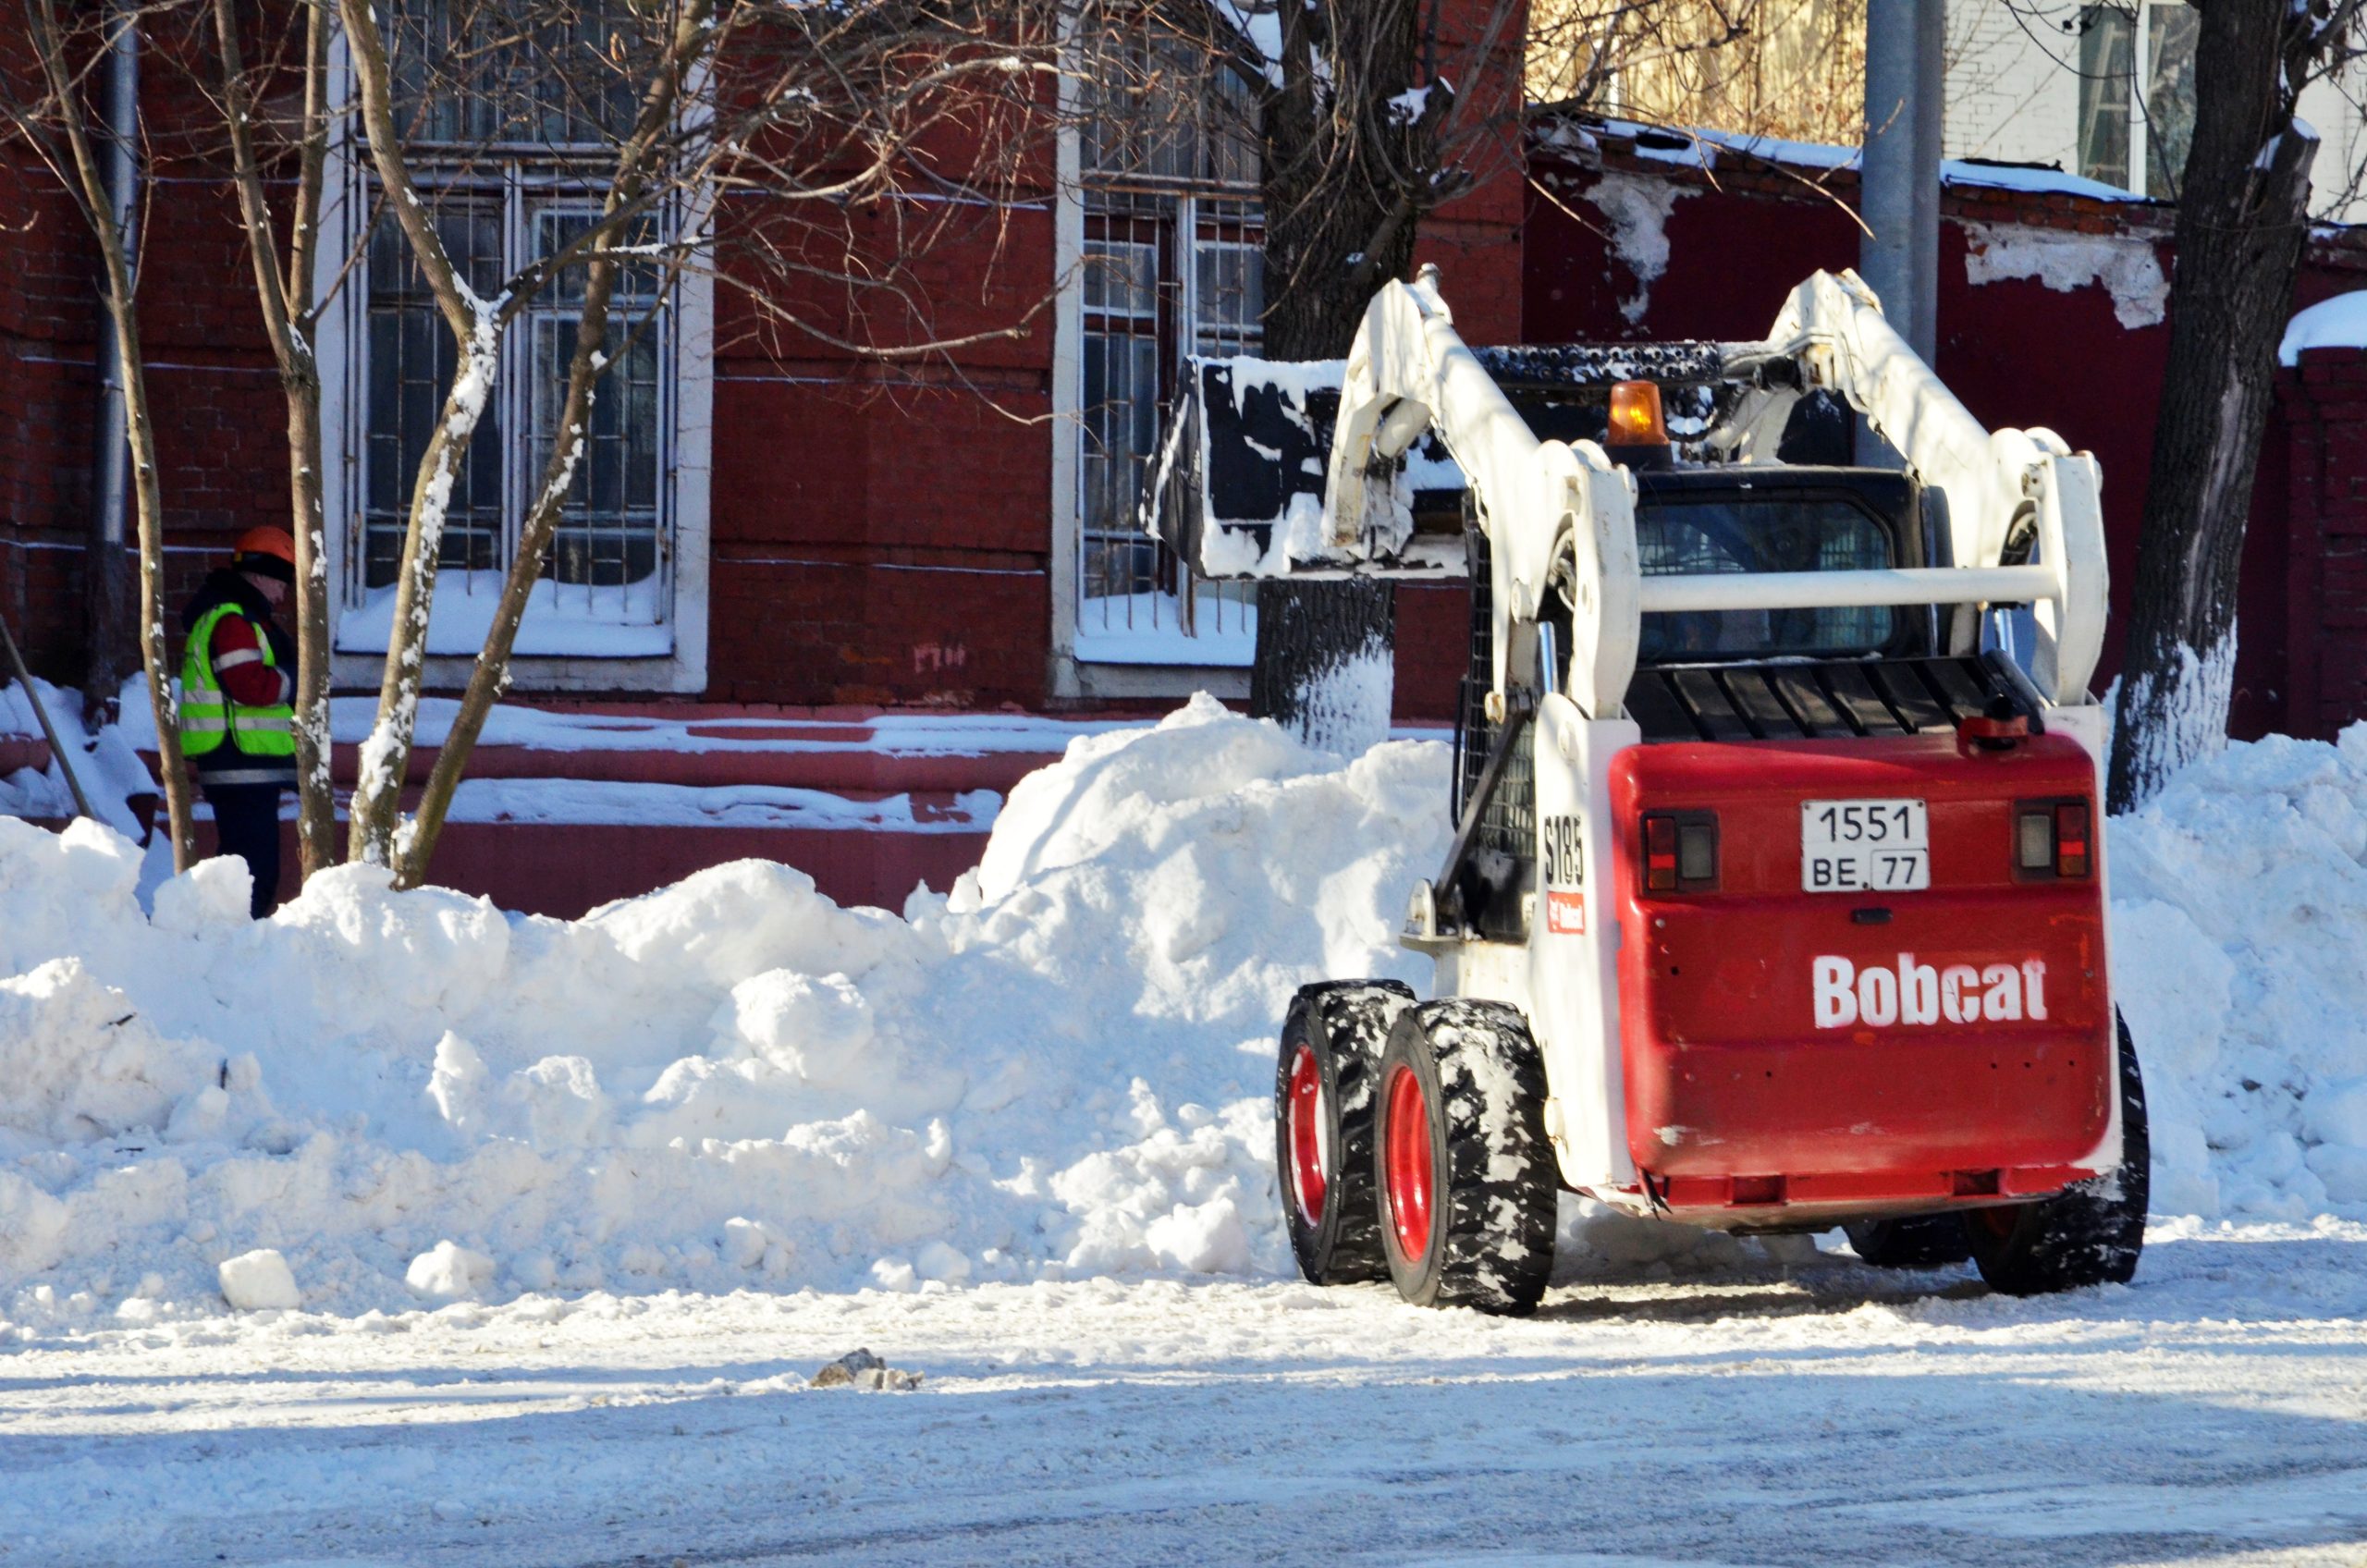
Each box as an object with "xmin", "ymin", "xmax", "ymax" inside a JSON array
[{"xmin": 1945, "ymin": 1, "xmax": 2367, "ymax": 221}]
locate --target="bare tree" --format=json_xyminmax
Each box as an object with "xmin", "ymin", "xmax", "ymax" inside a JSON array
[
  {"xmin": 330, "ymin": 0, "xmax": 694, "ymax": 868},
  {"xmin": 330, "ymin": 0, "xmax": 1071, "ymax": 882},
  {"xmin": 386, "ymin": 0, "xmax": 715, "ymax": 886},
  {"xmin": 1528, "ymin": 0, "xmax": 1860, "ymax": 144},
  {"xmin": 1085, "ymin": 1, "xmax": 1520, "ymax": 749},
  {"xmin": 208, "ymin": 0, "xmax": 340, "ymax": 880},
  {"xmin": 6, "ymin": 0, "xmax": 200, "ymax": 868},
  {"xmin": 2107, "ymin": 2, "xmax": 2362, "ymax": 811}
]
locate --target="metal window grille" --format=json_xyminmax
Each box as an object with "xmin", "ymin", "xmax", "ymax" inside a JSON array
[
  {"xmin": 352, "ymin": 10, "xmax": 676, "ymax": 643},
  {"xmin": 387, "ymin": 0, "xmax": 641, "ymax": 150},
  {"xmin": 530, "ymin": 209, "xmax": 667, "ymax": 605},
  {"xmin": 1076, "ymin": 38, "xmax": 1262, "ymax": 652}
]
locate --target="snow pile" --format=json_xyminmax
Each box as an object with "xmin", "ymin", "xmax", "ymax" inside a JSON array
[
  {"xmin": 0, "ymin": 676, "xmax": 154, "ymax": 837},
  {"xmin": 2109, "ymin": 727, "xmax": 2367, "ymax": 1219},
  {"xmin": 6, "ymin": 692, "xmax": 2366, "ymax": 1326},
  {"xmin": 0, "ymin": 695, "xmax": 1444, "ymax": 1320}
]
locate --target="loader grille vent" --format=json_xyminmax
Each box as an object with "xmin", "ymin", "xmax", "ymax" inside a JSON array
[
  {"xmin": 1476, "ymin": 718, "xmax": 1537, "ymax": 870},
  {"xmin": 1472, "ymin": 342, "xmax": 1733, "ymax": 389},
  {"xmin": 1623, "ymin": 655, "xmax": 2038, "ymax": 743}
]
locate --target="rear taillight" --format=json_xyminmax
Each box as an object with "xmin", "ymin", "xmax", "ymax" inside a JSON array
[
  {"xmin": 2054, "ymin": 802, "xmax": 2091, "ymax": 877},
  {"xmin": 1645, "ymin": 815, "xmax": 1677, "ymax": 889},
  {"xmin": 1642, "ymin": 812, "xmax": 1718, "ymax": 892},
  {"xmin": 2015, "ymin": 799, "xmax": 2092, "ymax": 879}
]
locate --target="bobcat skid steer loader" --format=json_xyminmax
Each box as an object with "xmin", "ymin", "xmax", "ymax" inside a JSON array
[{"xmin": 1245, "ymin": 269, "xmax": 2142, "ymax": 1314}]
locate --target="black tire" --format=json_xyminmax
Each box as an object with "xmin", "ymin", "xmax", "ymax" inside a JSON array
[
  {"xmin": 1274, "ymin": 981, "xmax": 1416, "ymax": 1285},
  {"xmin": 1968, "ymin": 1013, "xmax": 2149, "ymax": 1296},
  {"xmin": 1372, "ymin": 998, "xmax": 1559, "ymax": 1315},
  {"xmin": 1845, "ymin": 1214, "xmax": 1973, "ymax": 1268}
]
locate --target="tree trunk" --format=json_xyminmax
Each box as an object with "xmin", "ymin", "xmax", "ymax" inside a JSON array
[
  {"xmin": 391, "ymin": 1, "xmax": 710, "ymax": 889},
  {"xmin": 1245, "ymin": 0, "xmax": 1434, "ymax": 748},
  {"xmin": 336, "ymin": 0, "xmax": 502, "ymax": 868},
  {"xmin": 1248, "ymin": 577, "xmax": 1396, "ymax": 755},
  {"xmin": 214, "ymin": 0, "xmax": 337, "ymax": 880},
  {"xmin": 1257, "ymin": 0, "xmax": 1431, "ymax": 361},
  {"xmin": 396, "ymin": 263, "xmax": 618, "ymax": 888},
  {"xmin": 2107, "ymin": 1, "xmax": 2316, "ymax": 813}
]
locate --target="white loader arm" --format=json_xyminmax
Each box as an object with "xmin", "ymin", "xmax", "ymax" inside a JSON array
[
  {"xmin": 1762, "ymin": 270, "xmax": 2108, "ymax": 704},
  {"xmin": 1327, "ymin": 271, "xmax": 1645, "ymax": 717},
  {"xmin": 1324, "ymin": 268, "xmax": 2109, "ymax": 717}
]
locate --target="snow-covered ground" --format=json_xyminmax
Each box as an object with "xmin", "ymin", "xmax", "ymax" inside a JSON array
[
  {"xmin": 7, "ymin": 1223, "xmax": 2367, "ymax": 1564},
  {"xmin": 6, "ymin": 698, "xmax": 2367, "ymax": 1562}
]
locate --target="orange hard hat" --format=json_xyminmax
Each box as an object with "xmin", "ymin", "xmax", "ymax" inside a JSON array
[{"xmin": 233, "ymin": 527, "xmax": 297, "ymax": 566}]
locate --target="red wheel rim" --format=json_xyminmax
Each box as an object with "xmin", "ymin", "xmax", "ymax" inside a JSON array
[
  {"xmin": 1383, "ymin": 1064, "xmax": 1433, "ymax": 1259},
  {"xmin": 1286, "ymin": 1045, "xmax": 1327, "ymax": 1225}
]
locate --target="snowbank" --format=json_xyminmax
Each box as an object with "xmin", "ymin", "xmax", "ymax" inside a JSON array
[
  {"xmin": 4, "ymin": 696, "xmax": 2364, "ymax": 1326},
  {"xmin": 0, "ymin": 676, "xmax": 154, "ymax": 837},
  {"xmin": 2108, "ymin": 728, "xmax": 2367, "ymax": 1219},
  {"xmin": 0, "ymin": 695, "xmax": 1443, "ymax": 1321}
]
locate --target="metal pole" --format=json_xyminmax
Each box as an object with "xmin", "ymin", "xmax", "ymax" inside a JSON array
[
  {"xmin": 84, "ymin": 0, "xmax": 141, "ymax": 729},
  {"xmin": 94, "ymin": 2, "xmax": 138, "ymax": 549},
  {"xmin": 1860, "ymin": 0, "xmax": 1944, "ymax": 361},
  {"xmin": 0, "ymin": 611, "xmax": 98, "ymax": 822}
]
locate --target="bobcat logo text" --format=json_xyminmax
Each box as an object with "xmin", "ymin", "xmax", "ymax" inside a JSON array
[{"xmin": 1812, "ymin": 954, "xmax": 2048, "ymax": 1029}]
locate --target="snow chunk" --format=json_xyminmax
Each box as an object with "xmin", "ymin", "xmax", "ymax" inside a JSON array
[
  {"xmin": 406, "ymin": 1241, "xmax": 497, "ymax": 1301},
  {"xmin": 1585, "ymin": 173, "xmax": 1686, "ymax": 324},
  {"xmin": 218, "ymin": 1248, "xmax": 300, "ymax": 1311}
]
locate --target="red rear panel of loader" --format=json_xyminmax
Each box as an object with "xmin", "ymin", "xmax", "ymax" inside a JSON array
[{"xmin": 1610, "ymin": 731, "xmax": 2114, "ymax": 1215}]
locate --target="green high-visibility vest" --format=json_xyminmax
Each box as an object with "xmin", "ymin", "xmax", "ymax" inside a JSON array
[{"xmin": 179, "ymin": 603, "xmax": 295, "ymax": 758}]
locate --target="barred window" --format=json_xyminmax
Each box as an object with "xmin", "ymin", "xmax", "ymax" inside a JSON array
[
  {"xmin": 341, "ymin": 0, "xmax": 679, "ymax": 659},
  {"xmin": 1073, "ymin": 24, "xmax": 1264, "ymax": 661}
]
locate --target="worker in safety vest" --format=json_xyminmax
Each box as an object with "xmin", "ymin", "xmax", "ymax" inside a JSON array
[{"xmin": 179, "ymin": 527, "xmax": 298, "ymax": 917}]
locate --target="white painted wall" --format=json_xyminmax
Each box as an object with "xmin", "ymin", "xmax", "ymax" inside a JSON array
[
  {"xmin": 1944, "ymin": 0, "xmax": 2081, "ymax": 174},
  {"xmin": 1942, "ymin": 0, "xmax": 2367, "ymax": 224}
]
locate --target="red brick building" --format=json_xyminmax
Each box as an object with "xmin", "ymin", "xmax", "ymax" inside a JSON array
[
  {"xmin": 11, "ymin": 28, "xmax": 2367, "ymax": 914},
  {"xmin": 0, "ymin": 14, "xmax": 1520, "ymax": 726},
  {"xmin": 1524, "ymin": 120, "xmax": 2367, "ymax": 743}
]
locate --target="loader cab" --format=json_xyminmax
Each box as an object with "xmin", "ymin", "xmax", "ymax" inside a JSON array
[{"xmin": 1630, "ymin": 466, "xmax": 1937, "ymax": 666}]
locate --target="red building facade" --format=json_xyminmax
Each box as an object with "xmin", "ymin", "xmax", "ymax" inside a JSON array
[
  {"xmin": 8, "ymin": 35, "xmax": 2367, "ymax": 755},
  {"xmin": 0, "ymin": 14, "xmax": 1520, "ymax": 725}
]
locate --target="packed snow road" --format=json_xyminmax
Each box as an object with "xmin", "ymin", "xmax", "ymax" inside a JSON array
[
  {"xmin": 5, "ymin": 1220, "xmax": 2365, "ymax": 1567},
  {"xmin": 8, "ymin": 706, "xmax": 2367, "ymax": 1562}
]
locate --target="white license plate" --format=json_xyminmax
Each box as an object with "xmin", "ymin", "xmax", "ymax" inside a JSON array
[{"xmin": 1802, "ymin": 799, "xmax": 1930, "ymax": 892}]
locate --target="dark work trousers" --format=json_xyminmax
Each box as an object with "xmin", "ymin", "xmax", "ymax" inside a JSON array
[{"xmin": 202, "ymin": 781, "xmax": 287, "ymax": 919}]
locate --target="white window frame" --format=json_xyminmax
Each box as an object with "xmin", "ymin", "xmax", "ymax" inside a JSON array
[
  {"xmin": 313, "ymin": 32, "xmax": 713, "ymax": 695},
  {"xmin": 2080, "ymin": 1, "xmax": 2194, "ymax": 199},
  {"xmin": 1049, "ymin": 117, "xmax": 1264, "ymax": 699}
]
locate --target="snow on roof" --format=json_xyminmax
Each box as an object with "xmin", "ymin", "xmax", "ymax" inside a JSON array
[
  {"xmin": 2280, "ymin": 290, "xmax": 2367, "ymax": 363},
  {"xmin": 1539, "ymin": 116, "xmax": 2152, "ymax": 205}
]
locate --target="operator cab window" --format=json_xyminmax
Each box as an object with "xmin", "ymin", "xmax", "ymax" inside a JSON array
[{"xmin": 1633, "ymin": 470, "xmax": 1919, "ymax": 663}]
